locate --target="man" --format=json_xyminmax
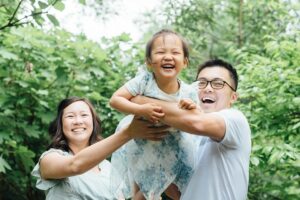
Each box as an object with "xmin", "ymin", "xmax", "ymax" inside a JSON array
[{"xmin": 132, "ymin": 59, "xmax": 251, "ymax": 200}]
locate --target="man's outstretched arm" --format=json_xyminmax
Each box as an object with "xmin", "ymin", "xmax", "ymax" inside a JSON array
[{"xmin": 132, "ymin": 96, "xmax": 226, "ymax": 141}]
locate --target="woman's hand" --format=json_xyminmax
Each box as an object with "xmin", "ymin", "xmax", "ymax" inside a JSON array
[{"xmin": 123, "ymin": 116, "xmax": 170, "ymax": 141}]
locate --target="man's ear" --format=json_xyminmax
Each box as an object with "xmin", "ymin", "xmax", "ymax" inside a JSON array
[{"xmin": 230, "ymin": 92, "xmax": 238, "ymax": 105}]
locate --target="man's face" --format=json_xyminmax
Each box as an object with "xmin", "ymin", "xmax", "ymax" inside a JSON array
[{"xmin": 197, "ymin": 66, "xmax": 237, "ymax": 113}]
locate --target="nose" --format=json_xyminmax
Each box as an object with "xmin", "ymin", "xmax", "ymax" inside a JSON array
[
  {"xmin": 73, "ymin": 116, "xmax": 83, "ymax": 124},
  {"xmin": 203, "ymin": 82, "xmax": 213, "ymax": 93},
  {"xmin": 163, "ymin": 53, "xmax": 173, "ymax": 61}
]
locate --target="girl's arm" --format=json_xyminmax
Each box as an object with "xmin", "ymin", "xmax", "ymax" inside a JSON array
[
  {"xmin": 110, "ymin": 86, "xmax": 164, "ymax": 122},
  {"xmin": 110, "ymin": 85, "xmax": 145, "ymax": 115},
  {"xmin": 40, "ymin": 117, "xmax": 170, "ymax": 179}
]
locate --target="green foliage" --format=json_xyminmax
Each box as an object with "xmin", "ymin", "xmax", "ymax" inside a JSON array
[
  {"xmin": 0, "ymin": 0, "xmax": 66, "ymax": 31},
  {"xmin": 0, "ymin": 0, "xmax": 299, "ymax": 199},
  {"xmin": 236, "ymin": 36, "xmax": 300, "ymax": 199},
  {"xmin": 0, "ymin": 26, "xmax": 143, "ymax": 199},
  {"xmin": 156, "ymin": 0, "xmax": 300, "ymax": 199}
]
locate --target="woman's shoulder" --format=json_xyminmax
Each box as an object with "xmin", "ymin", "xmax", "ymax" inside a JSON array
[{"xmin": 40, "ymin": 148, "xmax": 69, "ymax": 159}]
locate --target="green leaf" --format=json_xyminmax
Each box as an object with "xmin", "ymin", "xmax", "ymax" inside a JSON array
[
  {"xmin": 39, "ymin": 100, "xmax": 49, "ymax": 108},
  {"xmin": 0, "ymin": 156, "xmax": 12, "ymax": 173},
  {"xmin": 38, "ymin": 111, "xmax": 54, "ymax": 124},
  {"xmin": 16, "ymin": 80, "xmax": 29, "ymax": 88},
  {"xmin": 47, "ymin": 14, "xmax": 60, "ymax": 26},
  {"xmin": 0, "ymin": 48, "xmax": 18, "ymax": 60},
  {"xmin": 119, "ymin": 33, "xmax": 131, "ymax": 42},
  {"xmin": 292, "ymin": 122, "xmax": 300, "ymax": 130},
  {"xmin": 38, "ymin": 1, "xmax": 48, "ymax": 9},
  {"xmin": 24, "ymin": 125, "xmax": 41, "ymax": 138},
  {"xmin": 16, "ymin": 146, "xmax": 35, "ymax": 173},
  {"xmin": 33, "ymin": 14, "xmax": 45, "ymax": 26},
  {"xmin": 0, "ymin": 131, "xmax": 10, "ymax": 143},
  {"xmin": 79, "ymin": 0, "xmax": 86, "ymax": 5},
  {"xmin": 88, "ymin": 91, "xmax": 102, "ymax": 101},
  {"xmin": 250, "ymin": 156, "xmax": 260, "ymax": 166},
  {"xmin": 53, "ymin": 1, "xmax": 65, "ymax": 11},
  {"xmin": 36, "ymin": 89, "xmax": 49, "ymax": 96}
]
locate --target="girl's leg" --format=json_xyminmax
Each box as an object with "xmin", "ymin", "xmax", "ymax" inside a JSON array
[
  {"xmin": 164, "ymin": 183, "xmax": 181, "ymax": 200},
  {"xmin": 133, "ymin": 182, "xmax": 146, "ymax": 200}
]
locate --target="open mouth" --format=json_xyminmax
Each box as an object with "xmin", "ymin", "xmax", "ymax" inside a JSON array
[
  {"xmin": 202, "ymin": 97, "xmax": 215, "ymax": 104},
  {"xmin": 72, "ymin": 128, "xmax": 86, "ymax": 132},
  {"xmin": 162, "ymin": 64, "xmax": 175, "ymax": 69}
]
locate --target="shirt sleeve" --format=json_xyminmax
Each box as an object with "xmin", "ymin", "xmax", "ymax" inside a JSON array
[
  {"xmin": 215, "ymin": 109, "xmax": 251, "ymax": 149},
  {"xmin": 125, "ymin": 71, "xmax": 151, "ymax": 96},
  {"xmin": 31, "ymin": 148, "xmax": 68, "ymax": 190}
]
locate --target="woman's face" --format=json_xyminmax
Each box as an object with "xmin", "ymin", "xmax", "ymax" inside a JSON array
[{"xmin": 62, "ymin": 101, "xmax": 93, "ymax": 147}]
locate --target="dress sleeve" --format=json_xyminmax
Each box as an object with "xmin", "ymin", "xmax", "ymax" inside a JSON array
[
  {"xmin": 124, "ymin": 71, "xmax": 151, "ymax": 96},
  {"xmin": 31, "ymin": 148, "xmax": 67, "ymax": 190}
]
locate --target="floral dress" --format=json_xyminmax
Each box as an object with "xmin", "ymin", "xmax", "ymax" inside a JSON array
[{"xmin": 110, "ymin": 71, "xmax": 199, "ymax": 200}]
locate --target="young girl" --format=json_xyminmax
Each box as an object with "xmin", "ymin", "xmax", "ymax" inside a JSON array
[{"xmin": 109, "ymin": 29, "xmax": 198, "ymax": 200}]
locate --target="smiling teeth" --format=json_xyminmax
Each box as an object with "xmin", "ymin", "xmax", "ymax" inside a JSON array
[
  {"xmin": 202, "ymin": 97, "xmax": 215, "ymax": 103},
  {"xmin": 203, "ymin": 97, "xmax": 214, "ymax": 101},
  {"xmin": 72, "ymin": 128, "xmax": 85, "ymax": 132}
]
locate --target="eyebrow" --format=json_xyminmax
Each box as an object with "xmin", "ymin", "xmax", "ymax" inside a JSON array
[
  {"xmin": 197, "ymin": 77, "xmax": 224, "ymax": 81},
  {"xmin": 63, "ymin": 111, "xmax": 90, "ymax": 115}
]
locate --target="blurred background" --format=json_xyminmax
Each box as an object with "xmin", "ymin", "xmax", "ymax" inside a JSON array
[{"xmin": 0, "ymin": 0, "xmax": 299, "ymax": 199}]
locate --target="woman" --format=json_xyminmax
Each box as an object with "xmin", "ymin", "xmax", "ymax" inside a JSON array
[{"xmin": 31, "ymin": 97, "xmax": 168, "ymax": 199}]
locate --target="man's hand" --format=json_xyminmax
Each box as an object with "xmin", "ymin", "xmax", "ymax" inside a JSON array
[{"xmin": 178, "ymin": 98, "xmax": 197, "ymax": 110}]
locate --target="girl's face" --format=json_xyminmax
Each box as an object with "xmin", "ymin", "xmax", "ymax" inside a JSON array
[
  {"xmin": 147, "ymin": 34, "xmax": 188, "ymax": 81},
  {"xmin": 62, "ymin": 101, "xmax": 93, "ymax": 148}
]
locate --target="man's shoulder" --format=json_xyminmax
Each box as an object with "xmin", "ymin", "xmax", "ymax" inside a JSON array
[{"xmin": 218, "ymin": 108, "xmax": 247, "ymax": 121}]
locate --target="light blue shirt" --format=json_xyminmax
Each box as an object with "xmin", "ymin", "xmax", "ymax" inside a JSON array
[
  {"xmin": 181, "ymin": 109, "xmax": 251, "ymax": 200},
  {"xmin": 31, "ymin": 148, "xmax": 121, "ymax": 200}
]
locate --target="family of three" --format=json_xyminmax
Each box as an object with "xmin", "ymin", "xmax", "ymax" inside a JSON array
[{"xmin": 32, "ymin": 29, "xmax": 251, "ymax": 200}]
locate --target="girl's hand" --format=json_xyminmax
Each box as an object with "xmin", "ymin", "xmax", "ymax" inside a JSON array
[
  {"xmin": 178, "ymin": 98, "xmax": 197, "ymax": 110},
  {"xmin": 139, "ymin": 103, "xmax": 165, "ymax": 123}
]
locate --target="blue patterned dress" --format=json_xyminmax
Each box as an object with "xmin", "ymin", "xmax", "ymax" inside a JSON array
[{"xmin": 111, "ymin": 71, "xmax": 199, "ymax": 200}]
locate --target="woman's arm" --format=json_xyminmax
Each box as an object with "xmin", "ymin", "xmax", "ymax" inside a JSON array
[
  {"xmin": 132, "ymin": 96, "xmax": 226, "ymax": 141},
  {"xmin": 40, "ymin": 117, "xmax": 170, "ymax": 179}
]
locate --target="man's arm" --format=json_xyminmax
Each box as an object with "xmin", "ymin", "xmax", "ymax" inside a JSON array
[{"xmin": 132, "ymin": 96, "xmax": 226, "ymax": 141}]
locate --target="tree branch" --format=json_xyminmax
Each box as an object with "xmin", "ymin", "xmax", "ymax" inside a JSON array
[
  {"xmin": 7, "ymin": 0, "xmax": 24, "ymax": 26},
  {"xmin": 0, "ymin": 0, "xmax": 57, "ymax": 31},
  {"xmin": 0, "ymin": 11, "xmax": 47, "ymax": 31}
]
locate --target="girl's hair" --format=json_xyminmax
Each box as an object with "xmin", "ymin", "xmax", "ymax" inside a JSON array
[
  {"xmin": 47, "ymin": 96, "xmax": 102, "ymax": 152},
  {"xmin": 145, "ymin": 29, "xmax": 189, "ymax": 64}
]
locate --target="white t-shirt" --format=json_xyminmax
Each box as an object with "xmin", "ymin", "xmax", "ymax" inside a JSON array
[{"xmin": 181, "ymin": 108, "xmax": 251, "ymax": 200}]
